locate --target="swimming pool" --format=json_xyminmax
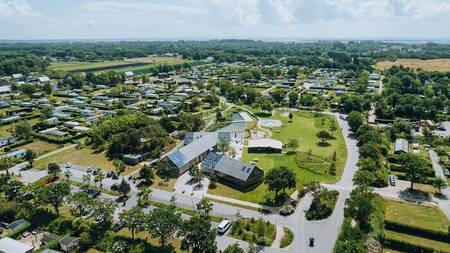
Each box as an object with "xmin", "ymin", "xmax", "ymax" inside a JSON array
[{"xmin": 261, "ymin": 119, "xmax": 282, "ymax": 127}]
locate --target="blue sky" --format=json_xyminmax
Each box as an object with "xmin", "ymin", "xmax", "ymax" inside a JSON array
[{"xmin": 1, "ymin": 0, "xmax": 450, "ymax": 40}]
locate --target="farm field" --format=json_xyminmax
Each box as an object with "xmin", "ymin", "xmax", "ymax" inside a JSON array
[
  {"xmin": 208, "ymin": 110, "xmax": 347, "ymax": 205},
  {"xmin": 374, "ymin": 58, "xmax": 450, "ymax": 72},
  {"xmin": 384, "ymin": 199, "xmax": 450, "ymax": 232},
  {"xmin": 49, "ymin": 55, "xmax": 191, "ymax": 73},
  {"xmin": 384, "ymin": 230, "xmax": 450, "ymax": 252}
]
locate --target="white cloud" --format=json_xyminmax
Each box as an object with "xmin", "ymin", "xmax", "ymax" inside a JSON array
[
  {"xmin": 82, "ymin": 1, "xmax": 206, "ymax": 16},
  {"xmin": 0, "ymin": 0, "xmax": 33, "ymax": 16}
]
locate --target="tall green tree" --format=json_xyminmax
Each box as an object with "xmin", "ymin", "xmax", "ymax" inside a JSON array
[
  {"xmin": 47, "ymin": 163, "xmax": 61, "ymax": 179},
  {"xmin": 180, "ymin": 214, "xmax": 217, "ymax": 253},
  {"xmin": 119, "ymin": 206, "xmax": 146, "ymax": 239},
  {"xmin": 34, "ymin": 181, "xmax": 71, "ymax": 215},
  {"xmin": 347, "ymin": 111, "xmax": 364, "ymax": 133},
  {"xmin": 147, "ymin": 204, "xmax": 181, "ymax": 246},
  {"xmin": 403, "ymin": 154, "xmax": 429, "ymax": 190},
  {"xmin": 24, "ymin": 150, "xmax": 37, "ymax": 168},
  {"xmin": 264, "ymin": 166, "xmax": 296, "ymax": 199}
]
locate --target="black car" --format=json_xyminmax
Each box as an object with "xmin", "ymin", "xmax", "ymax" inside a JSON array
[
  {"xmin": 112, "ymin": 220, "xmax": 125, "ymax": 232},
  {"xmin": 22, "ymin": 192, "xmax": 34, "ymax": 200},
  {"xmin": 85, "ymin": 189, "xmax": 101, "ymax": 198},
  {"xmin": 309, "ymin": 237, "xmax": 315, "ymax": 247},
  {"xmin": 112, "ymin": 173, "xmax": 119, "ymax": 180},
  {"xmin": 110, "ymin": 183, "xmax": 119, "ymax": 191},
  {"xmin": 106, "ymin": 171, "xmax": 113, "ymax": 178}
]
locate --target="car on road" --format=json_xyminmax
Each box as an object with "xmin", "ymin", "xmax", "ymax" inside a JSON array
[
  {"xmin": 112, "ymin": 173, "xmax": 119, "ymax": 180},
  {"xmin": 110, "ymin": 183, "xmax": 119, "ymax": 191},
  {"xmin": 339, "ymin": 115, "xmax": 345, "ymax": 120},
  {"xmin": 112, "ymin": 220, "xmax": 125, "ymax": 232},
  {"xmin": 437, "ymin": 123, "xmax": 446, "ymax": 131},
  {"xmin": 86, "ymin": 167, "xmax": 93, "ymax": 173},
  {"xmin": 217, "ymin": 220, "xmax": 231, "ymax": 234},
  {"xmin": 106, "ymin": 171, "xmax": 113, "ymax": 178},
  {"xmin": 309, "ymin": 237, "xmax": 315, "ymax": 247},
  {"xmin": 389, "ymin": 175, "xmax": 396, "ymax": 186},
  {"xmin": 65, "ymin": 162, "xmax": 72, "ymax": 168},
  {"xmin": 444, "ymin": 168, "xmax": 450, "ymax": 177}
]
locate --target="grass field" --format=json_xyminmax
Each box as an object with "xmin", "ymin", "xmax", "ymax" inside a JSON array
[
  {"xmin": 208, "ymin": 110, "xmax": 347, "ymax": 205},
  {"xmin": 34, "ymin": 146, "xmax": 139, "ymax": 174},
  {"xmin": 384, "ymin": 230, "xmax": 450, "ymax": 252},
  {"xmin": 21, "ymin": 140, "xmax": 60, "ymax": 156},
  {"xmin": 384, "ymin": 199, "xmax": 450, "ymax": 232},
  {"xmin": 374, "ymin": 58, "xmax": 450, "ymax": 72},
  {"xmin": 49, "ymin": 55, "xmax": 190, "ymax": 73}
]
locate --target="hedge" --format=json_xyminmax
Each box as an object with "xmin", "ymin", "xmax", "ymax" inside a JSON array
[
  {"xmin": 6, "ymin": 223, "xmax": 31, "ymax": 239},
  {"xmin": 385, "ymin": 220, "xmax": 449, "ymax": 243},
  {"xmin": 383, "ymin": 237, "xmax": 450, "ymax": 253},
  {"xmin": 3, "ymin": 139, "xmax": 33, "ymax": 152}
]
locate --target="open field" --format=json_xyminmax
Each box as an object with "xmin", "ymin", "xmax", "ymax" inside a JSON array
[
  {"xmin": 49, "ymin": 55, "xmax": 191, "ymax": 73},
  {"xmin": 384, "ymin": 199, "xmax": 450, "ymax": 232},
  {"xmin": 209, "ymin": 110, "xmax": 347, "ymax": 204},
  {"xmin": 374, "ymin": 58, "xmax": 450, "ymax": 72},
  {"xmin": 21, "ymin": 140, "xmax": 60, "ymax": 156},
  {"xmin": 384, "ymin": 230, "xmax": 450, "ymax": 252},
  {"xmin": 34, "ymin": 146, "xmax": 139, "ymax": 174}
]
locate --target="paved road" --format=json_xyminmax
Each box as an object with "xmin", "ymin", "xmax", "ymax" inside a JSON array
[{"xmin": 7, "ymin": 112, "xmax": 359, "ymax": 253}]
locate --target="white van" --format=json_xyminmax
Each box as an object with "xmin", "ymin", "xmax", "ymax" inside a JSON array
[{"xmin": 217, "ymin": 220, "xmax": 231, "ymax": 234}]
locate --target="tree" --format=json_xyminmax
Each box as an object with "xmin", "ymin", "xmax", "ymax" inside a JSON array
[
  {"xmin": 114, "ymin": 160, "xmax": 126, "ymax": 175},
  {"xmin": 139, "ymin": 165, "xmax": 155, "ymax": 185},
  {"xmin": 403, "ymin": 154, "xmax": 429, "ymax": 190},
  {"xmin": 180, "ymin": 214, "xmax": 217, "ymax": 253},
  {"xmin": 347, "ymin": 111, "xmax": 364, "ymax": 133},
  {"xmin": 24, "ymin": 150, "xmax": 37, "ymax": 168},
  {"xmin": 224, "ymin": 242, "xmax": 245, "ymax": 253},
  {"xmin": 196, "ymin": 197, "xmax": 213, "ymax": 216},
  {"xmin": 93, "ymin": 198, "xmax": 116, "ymax": 229},
  {"xmin": 286, "ymin": 138, "xmax": 299, "ymax": 152},
  {"xmin": 432, "ymin": 177, "xmax": 447, "ymax": 194},
  {"xmin": 94, "ymin": 170, "xmax": 105, "ymax": 187},
  {"xmin": 63, "ymin": 169, "xmax": 72, "ymax": 181},
  {"xmin": 344, "ymin": 186, "xmax": 375, "ymax": 230},
  {"xmin": 218, "ymin": 138, "xmax": 230, "ymax": 153},
  {"xmin": 189, "ymin": 164, "xmax": 203, "ymax": 185},
  {"xmin": 47, "ymin": 163, "xmax": 61, "ymax": 179},
  {"xmin": 14, "ymin": 121, "xmax": 32, "ymax": 140},
  {"xmin": 119, "ymin": 206, "xmax": 146, "ymax": 239},
  {"xmin": 264, "ymin": 167, "xmax": 296, "ymax": 199},
  {"xmin": 81, "ymin": 173, "xmax": 91, "ymax": 186},
  {"xmin": 68, "ymin": 192, "xmax": 94, "ymax": 217},
  {"xmin": 35, "ymin": 181, "xmax": 71, "ymax": 215},
  {"xmin": 147, "ymin": 204, "xmax": 181, "ymax": 246},
  {"xmin": 138, "ymin": 187, "xmax": 152, "ymax": 206},
  {"xmin": 117, "ymin": 179, "xmax": 131, "ymax": 199},
  {"xmin": 1, "ymin": 180, "xmax": 24, "ymax": 201},
  {"xmin": 316, "ymin": 130, "xmax": 333, "ymax": 144},
  {"xmin": 0, "ymin": 157, "xmax": 14, "ymax": 175},
  {"xmin": 42, "ymin": 82, "xmax": 52, "ymax": 95}
]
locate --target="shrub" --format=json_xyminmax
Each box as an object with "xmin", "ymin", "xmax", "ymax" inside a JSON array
[
  {"xmin": 305, "ymin": 189, "xmax": 339, "ymax": 220},
  {"xmin": 384, "ymin": 220, "xmax": 449, "ymax": 243},
  {"xmin": 280, "ymin": 228, "xmax": 294, "ymax": 248},
  {"xmin": 382, "ymin": 237, "xmax": 436, "ymax": 253}
]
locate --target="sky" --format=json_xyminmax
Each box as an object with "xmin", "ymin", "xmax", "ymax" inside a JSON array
[{"xmin": 1, "ymin": 0, "xmax": 450, "ymax": 40}]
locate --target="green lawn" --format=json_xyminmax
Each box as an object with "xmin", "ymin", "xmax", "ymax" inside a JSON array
[
  {"xmin": 384, "ymin": 200, "xmax": 450, "ymax": 233},
  {"xmin": 49, "ymin": 60, "xmax": 132, "ymax": 71},
  {"xmin": 209, "ymin": 110, "xmax": 347, "ymax": 205},
  {"xmin": 384, "ymin": 230, "xmax": 450, "ymax": 252},
  {"xmin": 34, "ymin": 146, "xmax": 140, "ymax": 174}
]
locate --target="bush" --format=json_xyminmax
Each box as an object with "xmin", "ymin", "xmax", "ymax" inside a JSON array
[
  {"xmin": 0, "ymin": 201, "xmax": 20, "ymax": 222},
  {"xmin": 382, "ymin": 237, "xmax": 437, "ymax": 253},
  {"xmin": 305, "ymin": 190, "xmax": 339, "ymax": 220},
  {"xmin": 280, "ymin": 228, "xmax": 294, "ymax": 248},
  {"xmin": 384, "ymin": 220, "xmax": 449, "ymax": 243}
]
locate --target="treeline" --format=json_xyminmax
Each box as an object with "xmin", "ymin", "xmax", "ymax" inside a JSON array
[
  {"xmin": 0, "ymin": 54, "xmax": 48, "ymax": 75},
  {"xmin": 3, "ymin": 40, "xmax": 450, "ymax": 74}
]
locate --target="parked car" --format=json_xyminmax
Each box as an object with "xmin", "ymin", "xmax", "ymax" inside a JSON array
[
  {"xmin": 22, "ymin": 192, "xmax": 34, "ymax": 200},
  {"xmin": 112, "ymin": 220, "xmax": 125, "ymax": 232},
  {"xmin": 81, "ymin": 209, "xmax": 94, "ymax": 219},
  {"xmin": 444, "ymin": 168, "xmax": 450, "ymax": 177},
  {"xmin": 111, "ymin": 183, "xmax": 119, "ymax": 191},
  {"xmin": 22, "ymin": 231, "xmax": 30, "ymax": 237},
  {"xmin": 309, "ymin": 237, "xmax": 315, "ymax": 247},
  {"xmin": 389, "ymin": 175, "xmax": 396, "ymax": 186},
  {"xmin": 339, "ymin": 115, "xmax": 345, "ymax": 120},
  {"xmin": 86, "ymin": 167, "xmax": 93, "ymax": 173},
  {"xmin": 279, "ymin": 205, "xmax": 295, "ymax": 216},
  {"xmin": 112, "ymin": 173, "xmax": 119, "ymax": 180},
  {"xmin": 0, "ymin": 222, "xmax": 9, "ymax": 228},
  {"xmin": 84, "ymin": 189, "xmax": 101, "ymax": 198},
  {"xmin": 106, "ymin": 171, "xmax": 113, "ymax": 178},
  {"xmin": 65, "ymin": 162, "xmax": 72, "ymax": 168},
  {"xmin": 217, "ymin": 220, "xmax": 231, "ymax": 234}
]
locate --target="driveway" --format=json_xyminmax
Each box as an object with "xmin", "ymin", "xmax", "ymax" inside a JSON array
[{"xmin": 174, "ymin": 171, "xmax": 210, "ymax": 198}]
